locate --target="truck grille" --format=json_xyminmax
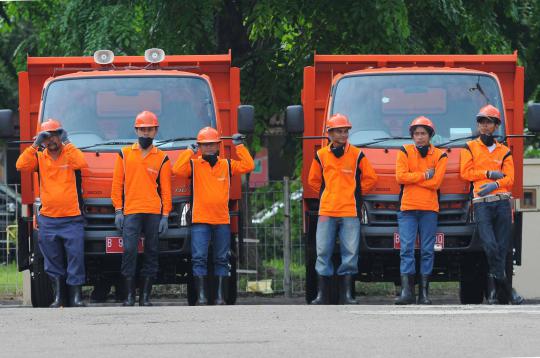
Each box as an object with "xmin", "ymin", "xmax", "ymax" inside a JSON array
[
  {"xmin": 83, "ymin": 198, "xmax": 191, "ymax": 230},
  {"xmin": 364, "ymin": 194, "xmax": 471, "ymax": 226}
]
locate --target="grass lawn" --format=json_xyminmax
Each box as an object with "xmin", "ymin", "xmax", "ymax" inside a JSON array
[{"xmin": 0, "ymin": 262, "xmax": 23, "ymax": 298}]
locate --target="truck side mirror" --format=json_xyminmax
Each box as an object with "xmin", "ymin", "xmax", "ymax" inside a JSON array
[
  {"xmin": 237, "ymin": 105, "xmax": 254, "ymax": 134},
  {"xmin": 527, "ymin": 103, "xmax": 540, "ymax": 132},
  {"xmin": 285, "ymin": 105, "xmax": 304, "ymax": 134},
  {"xmin": 0, "ymin": 109, "xmax": 14, "ymax": 138}
]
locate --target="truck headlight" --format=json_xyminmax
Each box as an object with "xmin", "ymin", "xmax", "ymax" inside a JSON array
[
  {"xmin": 178, "ymin": 202, "xmax": 191, "ymax": 227},
  {"xmin": 361, "ymin": 203, "xmax": 369, "ymax": 225}
]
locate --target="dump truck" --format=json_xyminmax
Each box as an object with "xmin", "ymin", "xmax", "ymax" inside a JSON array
[
  {"xmin": 286, "ymin": 52, "xmax": 540, "ymax": 304},
  {"xmin": 3, "ymin": 49, "xmax": 253, "ymax": 306}
]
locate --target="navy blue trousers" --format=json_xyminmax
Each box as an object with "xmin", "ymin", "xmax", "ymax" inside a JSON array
[{"xmin": 37, "ymin": 214, "xmax": 85, "ymax": 285}]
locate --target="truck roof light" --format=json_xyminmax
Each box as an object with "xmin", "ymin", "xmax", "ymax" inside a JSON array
[
  {"xmin": 93, "ymin": 50, "xmax": 115, "ymax": 65},
  {"xmin": 144, "ymin": 48, "xmax": 165, "ymax": 63}
]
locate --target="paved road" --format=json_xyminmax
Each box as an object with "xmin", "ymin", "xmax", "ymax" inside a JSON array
[{"xmin": 2, "ymin": 303, "xmax": 540, "ymax": 358}]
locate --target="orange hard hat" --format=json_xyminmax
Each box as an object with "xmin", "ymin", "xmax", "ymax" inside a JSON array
[
  {"xmin": 409, "ymin": 116, "xmax": 435, "ymax": 137},
  {"xmin": 326, "ymin": 113, "xmax": 352, "ymax": 131},
  {"xmin": 134, "ymin": 111, "xmax": 159, "ymax": 128},
  {"xmin": 197, "ymin": 127, "xmax": 221, "ymax": 143},
  {"xmin": 476, "ymin": 104, "xmax": 501, "ymax": 123},
  {"xmin": 40, "ymin": 118, "xmax": 62, "ymax": 132}
]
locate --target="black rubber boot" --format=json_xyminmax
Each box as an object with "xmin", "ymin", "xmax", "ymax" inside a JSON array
[
  {"xmin": 486, "ymin": 274, "xmax": 498, "ymax": 305},
  {"xmin": 310, "ymin": 275, "xmax": 330, "ymax": 305},
  {"xmin": 50, "ymin": 277, "xmax": 65, "ymax": 308},
  {"xmin": 395, "ymin": 275, "xmax": 415, "ymax": 305},
  {"xmin": 340, "ymin": 275, "xmax": 358, "ymax": 305},
  {"xmin": 496, "ymin": 276, "xmax": 524, "ymax": 305},
  {"xmin": 215, "ymin": 276, "xmax": 227, "ymax": 305},
  {"xmin": 417, "ymin": 275, "xmax": 432, "ymax": 305},
  {"xmin": 194, "ymin": 276, "xmax": 208, "ymax": 305},
  {"xmin": 122, "ymin": 277, "xmax": 136, "ymax": 306},
  {"xmin": 68, "ymin": 285, "xmax": 86, "ymax": 307},
  {"xmin": 139, "ymin": 277, "xmax": 153, "ymax": 306}
]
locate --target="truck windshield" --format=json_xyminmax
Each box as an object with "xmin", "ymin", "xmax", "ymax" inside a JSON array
[
  {"xmin": 331, "ymin": 73, "xmax": 505, "ymax": 148},
  {"xmin": 41, "ymin": 76, "xmax": 216, "ymax": 149}
]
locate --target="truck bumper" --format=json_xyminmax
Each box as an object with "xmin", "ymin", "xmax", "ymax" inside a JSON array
[{"xmin": 361, "ymin": 224, "xmax": 481, "ymax": 252}]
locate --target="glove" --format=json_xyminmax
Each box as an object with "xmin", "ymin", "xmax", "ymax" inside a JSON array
[
  {"xmin": 478, "ymin": 182, "xmax": 499, "ymax": 197},
  {"xmin": 232, "ymin": 133, "xmax": 244, "ymax": 146},
  {"xmin": 158, "ymin": 215, "xmax": 169, "ymax": 236},
  {"xmin": 487, "ymin": 170, "xmax": 504, "ymax": 180},
  {"xmin": 188, "ymin": 142, "xmax": 199, "ymax": 153},
  {"xmin": 33, "ymin": 131, "xmax": 51, "ymax": 148},
  {"xmin": 57, "ymin": 128, "xmax": 69, "ymax": 144},
  {"xmin": 114, "ymin": 210, "xmax": 124, "ymax": 231},
  {"xmin": 425, "ymin": 168, "xmax": 435, "ymax": 180}
]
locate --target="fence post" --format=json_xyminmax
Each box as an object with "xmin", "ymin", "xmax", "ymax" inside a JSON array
[{"xmin": 283, "ymin": 176, "xmax": 292, "ymax": 298}]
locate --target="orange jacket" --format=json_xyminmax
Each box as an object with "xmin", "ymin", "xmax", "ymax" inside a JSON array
[
  {"xmin": 308, "ymin": 143, "xmax": 377, "ymax": 217},
  {"xmin": 16, "ymin": 144, "xmax": 88, "ymax": 217},
  {"xmin": 460, "ymin": 138, "xmax": 514, "ymax": 198},
  {"xmin": 396, "ymin": 144, "xmax": 447, "ymax": 212},
  {"xmin": 173, "ymin": 144, "xmax": 254, "ymax": 224},
  {"xmin": 111, "ymin": 143, "xmax": 172, "ymax": 216}
]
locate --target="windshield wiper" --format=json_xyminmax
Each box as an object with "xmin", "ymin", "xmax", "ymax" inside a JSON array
[
  {"xmin": 155, "ymin": 137, "xmax": 197, "ymax": 146},
  {"xmin": 79, "ymin": 141, "xmax": 134, "ymax": 150},
  {"xmin": 436, "ymin": 135, "xmax": 504, "ymax": 148},
  {"xmin": 354, "ymin": 136, "xmax": 410, "ymax": 147}
]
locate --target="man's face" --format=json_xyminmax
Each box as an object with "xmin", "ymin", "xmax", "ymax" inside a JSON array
[
  {"xmin": 44, "ymin": 131, "xmax": 62, "ymax": 153},
  {"xmin": 328, "ymin": 127, "xmax": 349, "ymax": 146},
  {"xmin": 412, "ymin": 126, "xmax": 430, "ymax": 147},
  {"xmin": 477, "ymin": 117, "xmax": 499, "ymax": 135},
  {"xmin": 135, "ymin": 126, "xmax": 158, "ymax": 139},
  {"xmin": 200, "ymin": 142, "xmax": 220, "ymax": 155}
]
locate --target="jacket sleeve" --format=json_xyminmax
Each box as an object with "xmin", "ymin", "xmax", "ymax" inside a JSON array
[
  {"xmin": 230, "ymin": 144, "xmax": 255, "ymax": 175},
  {"xmin": 460, "ymin": 146, "xmax": 487, "ymax": 182},
  {"xmin": 395, "ymin": 150, "xmax": 425, "ymax": 184},
  {"xmin": 418, "ymin": 153, "xmax": 447, "ymax": 190},
  {"xmin": 172, "ymin": 149, "xmax": 194, "ymax": 177},
  {"xmin": 111, "ymin": 154, "xmax": 124, "ymax": 211},
  {"xmin": 496, "ymin": 150, "xmax": 514, "ymax": 189},
  {"xmin": 359, "ymin": 153, "xmax": 378, "ymax": 193},
  {"xmin": 16, "ymin": 146, "xmax": 39, "ymax": 172},
  {"xmin": 159, "ymin": 157, "xmax": 173, "ymax": 216},
  {"xmin": 307, "ymin": 155, "xmax": 323, "ymax": 194},
  {"xmin": 63, "ymin": 143, "xmax": 88, "ymax": 170}
]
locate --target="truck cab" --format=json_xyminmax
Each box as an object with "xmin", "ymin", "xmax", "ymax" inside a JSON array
[
  {"xmin": 14, "ymin": 49, "xmax": 253, "ymax": 306},
  {"xmin": 287, "ymin": 52, "xmax": 534, "ymax": 304}
]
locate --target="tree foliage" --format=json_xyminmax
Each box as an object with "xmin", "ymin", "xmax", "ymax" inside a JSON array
[{"xmin": 1, "ymin": 0, "xmax": 540, "ymax": 160}]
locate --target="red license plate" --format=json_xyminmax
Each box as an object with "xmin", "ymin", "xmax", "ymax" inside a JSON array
[
  {"xmin": 393, "ymin": 232, "xmax": 444, "ymax": 251},
  {"xmin": 105, "ymin": 237, "xmax": 144, "ymax": 254}
]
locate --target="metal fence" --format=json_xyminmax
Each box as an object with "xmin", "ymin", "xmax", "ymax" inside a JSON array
[
  {"xmin": 238, "ymin": 178, "xmax": 304, "ymax": 296},
  {"xmin": 0, "ymin": 184, "xmax": 22, "ymax": 298}
]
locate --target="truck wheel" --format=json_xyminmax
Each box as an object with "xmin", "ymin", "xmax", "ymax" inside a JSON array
[
  {"xmin": 459, "ymin": 254, "xmax": 486, "ymax": 304},
  {"xmin": 225, "ymin": 257, "xmax": 238, "ymax": 305},
  {"xmin": 30, "ymin": 256, "xmax": 54, "ymax": 308},
  {"xmin": 305, "ymin": 233, "xmax": 317, "ymax": 304}
]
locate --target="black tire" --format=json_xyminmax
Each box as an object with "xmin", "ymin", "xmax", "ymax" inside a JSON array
[
  {"xmin": 459, "ymin": 254, "xmax": 486, "ymax": 304},
  {"xmin": 30, "ymin": 256, "xmax": 54, "ymax": 308},
  {"xmin": 225, "ymin": 254, "xmax": 238, "ymax": 305},
  {"xmin": 305, "ymin": 233, "xmax": 317, "ymax": 304}
]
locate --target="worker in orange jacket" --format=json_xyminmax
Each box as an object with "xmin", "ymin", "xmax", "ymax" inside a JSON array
[
  {"xmin": 395, "ymin": 117, "xmax": 447, "ymax": 305},
  {"xmin": 111, "ymin": 111, "xmax": 172, "ymax": 306},
  {"xmin": 460, "ymin": 104, "xmax": 523, "ymax": 305},
  {"xmin": 16, "ymin": 119, "xmax": 88, "ymax": 308},
  {"xmin": 173, "ymin": 127, "xmax": 254, "ymax": 305},
  {"xmin": 308, "ymin": 113, "xmax": 378, "ymax": 305}
]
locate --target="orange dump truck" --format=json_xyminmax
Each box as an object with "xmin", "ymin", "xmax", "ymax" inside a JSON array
[
  {"xmin": 8, "ymin": 49, "xmax": 253, "ymax": 307},
  {"xmin": 287, "ymin": 52, "xmax": 539, "ymax": 304}
]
